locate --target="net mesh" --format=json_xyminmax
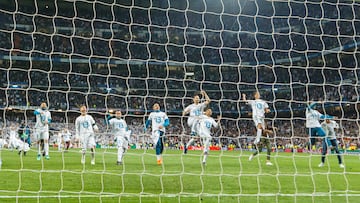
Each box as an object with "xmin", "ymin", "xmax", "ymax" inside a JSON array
[{"xmin": 0, "ymin": 0, "xmax": 360, "ymax": 202}]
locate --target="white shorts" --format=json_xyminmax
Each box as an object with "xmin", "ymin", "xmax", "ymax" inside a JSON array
[
  {"xmin": 0, "ymin": 139, "xmax": 8, "ymax": 148},
  {"xmin": 187, "ymin": 117, "xmax": 196, "ymax": 127},
  {"xmin": 20, "ymin": 142, "xmax": 30, "ymax": 152},
  {"xmin": 253, "ymin": 117, "xmax": 265, "ymax": 129},
  {"xmin": 151, "ymin": 130, "xmax": 164, "ymax": 145},
  {"xmin": 81, "ymin": 133, "xmax": 96, "ymax": 149},
  {"xmin": 116, "ymin": 136, "xmax": 128, "ymax": 149},
  {"xmin": 187, "ymin": 117, "xmax": 200, "ymax": 134},
  {"xmin": 63, "ymin": 135, "xmax": 71, "ymax": 142},
  {"xmin": 199, "ymin": 130, "xmax": 211, "ymax": 138},
  {"xmin": 9, "ymin": 138, "xmax": 16, "ymax": 148},
  {"xmin": 13, "ymin": 138, "xmax": 30, "ymax": 152},
  {"xmin": 35, "ymin": 129, "xmax": 49, "ymax": 140},
  {"xmin": 201, "ymin": 136, "xmax": 211, "ymax": 152}
]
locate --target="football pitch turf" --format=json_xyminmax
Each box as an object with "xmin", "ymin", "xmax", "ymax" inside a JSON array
[{"xmin": 0, "ymin": 148, "xmax": 359, "ymax": 203}]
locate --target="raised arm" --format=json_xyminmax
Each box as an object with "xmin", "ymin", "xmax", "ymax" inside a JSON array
[
  {"xmin": 201, "ymin": 90, "xmax": 211, "ymax": 105},
  {"xmin": 307, "ymin": 102, "xmax": 317, "ymax": 110},
  {"xmin": 319, "ymin": 114, "xmax": 335, "ymax": 120},
  {"xmin": 216, "ymin": 115, "xmax": 221, "ymax": 128},
  {"xmin": 242, "ymin": 93, "xmax": 247, "ymax": 103},
  {"xmin": 182, "ymin": 107, "xmax": 190, "ymax": 116},
  {"xmin": 265, "ymin": 105, "xmax": 270, "ymax": 113},
  {"xmin": 105, "ymin": 112, "xmax": 114, "ymax": 124}
]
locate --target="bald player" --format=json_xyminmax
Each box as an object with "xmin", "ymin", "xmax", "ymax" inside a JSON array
[{"xmin": 34, "ymin": 102, "xmax": 52, "ymax": 160}]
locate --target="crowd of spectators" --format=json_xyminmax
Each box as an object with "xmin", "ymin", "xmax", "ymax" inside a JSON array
[
  {"xmin": 0, "ymin": 0, "xmax": 359, "ymax": 64},
  {"xmin": 0, "ymin": 0, "xmax": 359, "ymax": 151}
]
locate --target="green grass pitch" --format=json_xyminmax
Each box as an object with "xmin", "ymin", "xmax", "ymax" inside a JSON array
[{"xmin": 0, "ymin": 148, "xmax": 359, "ymax": 203}]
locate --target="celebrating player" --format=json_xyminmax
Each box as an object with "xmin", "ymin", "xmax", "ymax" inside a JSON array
[
  {"xmin": 242, "ymin": 92, "xmax": 270, "ymax": 145},
  {"xmin": 75, "ymin": 105, "xmax": 98, "ymax": 165},
  {"xmin": 62, "ymin": 128, "xmax": 72, "ymax": 151},
  {"xmin": 248, "ymin": 127, "xmax": 276, "ymax": 166},
  {"xmin": 145, "ymin": 103, "xmax": 169, "ymax": 165},
  {"xmin": 34, "ymin": 102, "xmax": 52, "ymax": 160},
  {"xmin": 8, "ymin": 124, "xmax": 17, "ymax": 151},
  {"xmin": 6, "ymin": 124, "xmax": 30, "ymax": 156},
  {"xmin": 56, "ymin": 131, "xmax": 62, "ymax": 151},
  {"xmin": 198, "ymin": 108, "xmax": 220, "ymax": 165},
  {"xmin": 183, "ymin": 90, "xmax": 210, "ymax": 154},
  {"xmin": 108, "ymin": 110, "xmax": 131, "ymax": 165},
  {"xmin": 319, "ymin": 119, "xmax": 344, "ymax": 168},
  {"xmin": 306, "ymin": 102, "xmax": 336, "ymax": 151}
]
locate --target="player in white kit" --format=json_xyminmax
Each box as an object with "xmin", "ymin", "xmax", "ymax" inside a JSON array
[
  {"xmin": 8, "ymin": 124, "xmax": 30, "ymax": 156},
  {"xmin": 75, "ymin": 106, "xmax": 99, "ymax": 165},
  {"xmin": 62, "ymin": 128, "xmax": 72, "ymax": 151},
  {"xmin": 319, "ymin": 119, "xmax": 344, "ymax": 168},
  {"xmin": 108, "ymin": 111, "xmax": 131, "ymax": 165},
  {"xmin": 34, "ymin": 103, "xmax": 52, "ymax": 160},
  {"xmin": 183, "ymin": 90, "xmax": 210, "ymax": 154},
  {"xmin": 306, "ymin": 102, "xmax": 335, "ymax": 151},
  {"xmin": 145, "ymin": 103, "xmax": 169, "ymax": 165},
  {"xmin": 56, "ymin": 131, "xmax": 62, "ymax": 151},
  {"xmin": 197, "ymin": 108, "xmax": 220, "ymax": 165},
  {"xmin": 243, "ymin": 92, "xmax": 270, "ymax": 145},
  {"xmin": 8, "ymin": 125, "xmax": 18, "ymax": 151}
]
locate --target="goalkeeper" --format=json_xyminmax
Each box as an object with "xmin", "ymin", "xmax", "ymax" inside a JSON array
[{"xmin": 248, "ymin": 127, "xmax": 276, "ymax": 166}]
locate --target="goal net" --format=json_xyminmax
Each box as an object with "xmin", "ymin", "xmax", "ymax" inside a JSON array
[{"xmin": 0, "ymin": 0, "xmax": 359, "ymax": 202}]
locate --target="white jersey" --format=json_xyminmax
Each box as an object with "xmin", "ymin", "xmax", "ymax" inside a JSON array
[
  {"xmin": 34, "ymin": 109, "xmax": 51, "ymax": 130},
  {"xmin": 12, "ymin": 138, "xmax": 30, "ymax": 152},
  {"xmin": 247, "ymin": 99, "xmax": 269, "ymax": 119},
  {"xmin": 9, "ymin": 130, "xmax": 17, "ymax": 142},
  {"xmin": 57, "ymin": 132, "xmax": 62, "ymax": 143},
  {"xmin": 0, "ymin": 138, "xmax": 8, "ymax": 148},
  {"xmin": 306, "ymin": 108, "xmax": 323, "ymax": 128},
  {"xmin": 8, "ymin": 129, "xmax": 17, "ymax": 148},
  {"xmin": 321, "ymin": 120, "xmax": 339, "ymax": 140},
  {"xmin": 62, "ymin": 130, "xmax": 72, "ymax": 142},
  {"xmin": 198, "ymin": 115, "xmax": 218, "ymax": 137},
  {"xmin": 184, "ymin": 102, "xmax": 207, "ymax": 118},
  {"xmin": 75, "ymin": 115, "xmax": 96, "ymax": 137},
  {"xmin": 109, "ymin": 118, "xmax": 128, "ymax": 136},
  {"xmin": 147, "ymin": 111, "xmax": 168, "ymax": 133}
]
